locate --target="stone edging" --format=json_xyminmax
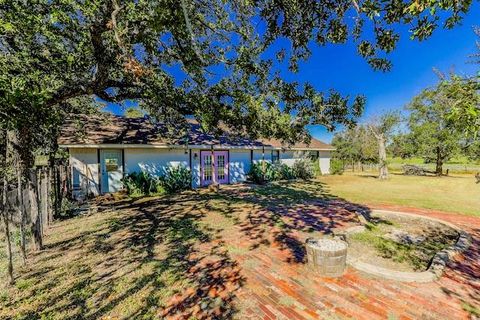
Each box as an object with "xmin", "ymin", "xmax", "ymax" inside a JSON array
[{"xmin": 342, "ymin": 210, "xmax": 472, "ymax": 283}]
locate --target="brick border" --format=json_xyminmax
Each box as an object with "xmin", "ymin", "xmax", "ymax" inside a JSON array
[{"xmin": 342, "ymin": 210, "xmax": 472, "ymax": 283}]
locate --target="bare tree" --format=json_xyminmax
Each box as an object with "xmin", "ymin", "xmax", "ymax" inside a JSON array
[{"xmin": 368, "ymin": 112, "xmax": 400, "ymax": 180}]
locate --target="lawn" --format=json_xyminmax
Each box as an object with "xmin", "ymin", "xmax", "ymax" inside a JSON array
[
  {"xmin": 387, "ymin": 156, "xmax": 480, "ymax": 174},
  {"xmin": 0, "ymin": 177, "xmax": 479, "ymax": 319},
  {"xmin": 318, "ymin": 172, "xmax": 480, "ymax": 217},
  {"xmin": 0, "ymin": 182, "xmax": 362, "ymax": 319}
]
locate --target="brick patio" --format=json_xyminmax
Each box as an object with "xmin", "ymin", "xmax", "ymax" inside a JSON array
[
  {"xmin": 5, "ymin": 182, "xmax": 477, "ymax": 319},
  {"xmin": 227, "ymin": 203, "xmax": 480, "ymax": 320}
]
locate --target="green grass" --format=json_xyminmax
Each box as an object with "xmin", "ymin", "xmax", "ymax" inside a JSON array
[
  {"xmin": 1, "ymin": 178, "xmax": 478, "ymax": 318},
  {"xmin": 387, "ymin": 157, "xmax": 480, "ymax": 174},
  {"xmin": 350, "ymin": 221, "xmax": 454, "ymax": 271},
  {"xmin": 318, "ymin": 172, "xmax": 480, "ymax": 217}
]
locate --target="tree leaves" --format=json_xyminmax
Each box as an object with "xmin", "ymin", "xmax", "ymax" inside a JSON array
[{"xmin": 0, "ymin": 0, "xmax": 475, "ymax": 149}]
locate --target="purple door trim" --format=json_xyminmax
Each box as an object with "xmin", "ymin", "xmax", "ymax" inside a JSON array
[{"xmin": 200, "ymin": 150, "xmax": 229, "ymax": 186}]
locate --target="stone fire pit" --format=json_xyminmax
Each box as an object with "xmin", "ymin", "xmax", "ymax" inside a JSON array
[{"xmin": 306, "ymin": 238, "xmax": 347, "ymax": 277}]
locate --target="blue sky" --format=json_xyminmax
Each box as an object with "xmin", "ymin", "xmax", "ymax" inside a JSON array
[{"xmin": 106, "ymin": 7, "xmax": 480, "ymax": 143}]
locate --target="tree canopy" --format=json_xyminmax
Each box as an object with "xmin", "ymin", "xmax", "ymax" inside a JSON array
[
  {"xmin": 1, "ymin": 0, "xmax": 476, "ymax": 145},
  {"xmin": 407, "ymin": 80, "xmax": 467, "ymax": 174},
  {"xmin": 124, "ymin": 107, "xmax": 144, "ymax": 118}
]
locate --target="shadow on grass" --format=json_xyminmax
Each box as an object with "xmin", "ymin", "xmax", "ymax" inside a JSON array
[
  {"xmin": 3, "ymin": 180, "xmax": 370, "ymax": 319},
  {"xmin": 5, "ymin": 192, "xmax": 245, "ymax": 319}
]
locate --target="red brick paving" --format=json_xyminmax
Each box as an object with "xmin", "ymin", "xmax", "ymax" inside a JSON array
[{"xmin": 229, "ymin": 203, "xmax": 480, "ymax": 320}]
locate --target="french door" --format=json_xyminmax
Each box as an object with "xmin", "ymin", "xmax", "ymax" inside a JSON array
[{"xmin": 200, "ymin": 151, "xmax": 229, "ymax": 186}]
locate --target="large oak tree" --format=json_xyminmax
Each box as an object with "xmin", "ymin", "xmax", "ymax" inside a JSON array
[{"xmin": 1, "ymin": 0, "xmax": 475, "ymax": 143}]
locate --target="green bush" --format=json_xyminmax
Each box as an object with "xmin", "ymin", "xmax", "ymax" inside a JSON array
[
  {"xmin": 330, "ymin": 158, "xmax": 344, "ymax": 175},
  {"xmin": 159, "ymin": 165, "xmax": 192, "ymax": 194},
  {"xmin": 292, "ymin": 158, "xmax": 314, "ymax": 180},
  {"xmin": 312, "ymin": 159, "xmax": 322, "ymax": 177},
  {"xmin": 248, "ymin": 161, "xmax": 269, "ymax": 184},
  {"xmin": 122, "ymin": 171, "xmax": 158, "ymax": 197},
  {"xmin": 248, "ymin": 161, "xmax": 299, "ymax": 183},
  {"xmin": 278, "ymin": 163, "xmax": 296, "ymax": 180}
]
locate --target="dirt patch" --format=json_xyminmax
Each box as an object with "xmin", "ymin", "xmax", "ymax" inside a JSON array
[{"xmin": 347, "ymin": 213, "xmax": 459, "ymax": 272}]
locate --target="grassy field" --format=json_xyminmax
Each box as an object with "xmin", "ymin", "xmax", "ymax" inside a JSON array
[
  {"xmin": 318, "ymin": 172, "xmax": 480, "ymax": 217},
  {"xmin": 387, "ymin": 157, "xmax": 480, "ymax": 174}
]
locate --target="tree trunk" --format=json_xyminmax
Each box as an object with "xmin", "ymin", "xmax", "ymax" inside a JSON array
[
  {"xmin": 378, "ymin": 135, "xmax": 388, "ymax": 180},
  {"xmin": 16, "ymin": 158, "xmax": 27, "ymax": 265},
  {"xmin": 30, "ymin": 170, "xmax": 43, "ymax": 251},
  {"xmin": 435, "ymin": 147, "xmax": 443, "ymax": 176},
  {"xmin": 2, "ymin": 133, "xmax": 14, "ymax": 284}
]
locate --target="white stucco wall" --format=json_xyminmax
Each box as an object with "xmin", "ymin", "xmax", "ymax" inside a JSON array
[
  {"xmin": 319, "ymin": 150, "xmax": 331, "ymax": 175},
  {"xmin": 191, "ymin": 149, "xmax": 201, "ymax": 188},
  {"xmin": 70, "ymin": 148, "xmax": 100, "ymax": 198},
  {"xmin": 279, "ymin": 150, "xmax": 307, "ymax": 166},
  {"xmin": 229, "ymin": 150, "xmax": 251, "ymax": 183},
  {"xmin": 124, "ymin": 148, "xmax": 190, "ymax": 176},
  {"xmin": 69, "ymin": 147, "xmax": 332, "ymax": 196}
]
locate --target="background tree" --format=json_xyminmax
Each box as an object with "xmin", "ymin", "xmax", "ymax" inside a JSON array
[
  {"xmin": 445, "ymin": 29, "xmax": 480, "ymax": 137},
  {"xmin": 124, "ymin": 107, "xmax": 144, "ymax": 118},
  {"xmin": 367, "ymin": 111, "xmax": 400, "ymax": 179},
  {"xmin": 407, "ymin": 81, "xmax": 464, "ymax": 175},
  {"xmin": 389, "ymin": 133, "xmax": 416, "ymax": 159},
  {"xmin": 332, "ymin": 125, "xmax": 377, "ymax": 171}
]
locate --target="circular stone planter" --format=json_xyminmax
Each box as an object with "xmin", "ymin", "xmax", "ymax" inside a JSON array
[
  {"xmin": 343, "ymin": 210, "xmax": 472, "ymax": 283},
  {"xmin": 306, "ymin": 238, "xmax": 348, "ymax": 277}
]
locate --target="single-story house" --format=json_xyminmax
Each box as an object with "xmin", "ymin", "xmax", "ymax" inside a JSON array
[{"xmin": 59, "ymin": 114, "xmax": 334, "ymax": 198}]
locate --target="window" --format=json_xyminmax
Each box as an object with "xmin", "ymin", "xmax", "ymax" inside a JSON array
[
  {"xmin": 217, "ymin": 155, "xmax": 225, "ymax": 180},
  {"xmin": 105, "ymin": 158, "xmax": 119, "ymax": 172},
  {"xmin": 203, "ymin": 154, "xmax": 212, "ymax": 181},
  {"xmin": 271, "ymin": 150, "xmax": 280, "ymax": 163},
  {"xmin": 72, "ymin": 167, "xmax": 81, "ymax": 189}
]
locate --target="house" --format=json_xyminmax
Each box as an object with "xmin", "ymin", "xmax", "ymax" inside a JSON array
[{"xmin": 59, "ymin": 114, "xmax": 334, "ymax": 198}]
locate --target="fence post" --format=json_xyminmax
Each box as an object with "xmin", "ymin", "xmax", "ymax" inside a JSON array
[
  {"xmin": 47, "ymin": 167, "xmax": 53, "ymax": 224},
  {"xmin": 41, "ymin": 167, "xmax": 49, "ymax": 232},
  {"xmin": 30, "ymin": 169, "xmax": 43, "ymax": 251}
]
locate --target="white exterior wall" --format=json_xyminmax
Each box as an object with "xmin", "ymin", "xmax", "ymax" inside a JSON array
[
  {"xmin": 68, "ymin": 147, "xmax": 332, "ymax": 197},
  {"xmin": 319, "ymin": 150, "xmax": 331, "ymax": 175},
  {"xmin": 279, "ymin": 150, "xmax": 307, "ymax": 166},
  {"xmin": 124, "ymin": 148, "xmax": 190, "ymax": 177},
  {"xmin": 191, "ymin": 149, "xmax": 201, "ymax": 188},
  {"xmin": 229, "ymin": 150, "xmax": 251, "ymax": 183},
  {"xmin": 70, "ymin": 148, "xmax": 100, "ymax": 198},
  {"xmin": 252, "ymin": 149, "xmax": 267, "ymax": 163}
]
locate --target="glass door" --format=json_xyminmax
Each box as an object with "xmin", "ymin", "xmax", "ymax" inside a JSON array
[
  {"xmin": 201, "ymin": 151, "xmax": 213, "ymax": 186},
  {"xmin": 200, "ymin": 151, "xmax": 229, "ymax": 186},
  {"xmin": 214, "ymin": 151, "xmax": 229, "ymax": 184}
]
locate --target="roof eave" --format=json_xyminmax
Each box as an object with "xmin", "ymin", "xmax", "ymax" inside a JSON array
[{"xmin": 59, "ymin": 143, "xmax": 334, "ymax": 151}]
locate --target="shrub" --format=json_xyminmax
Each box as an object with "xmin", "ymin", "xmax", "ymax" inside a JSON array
[
  {"xmin": 248, "ymin": 161, "xmax": 297, "ymax": 183},
  {"xmin": 292, "ymin": 158, "xmax": 314, "ymax": 180},
  {"xmin": 248, "ymin": 161, "xmax": 269, "ymax": 184},
  {"xmin": 278, "ymin": 163, "xmax": 296, "ymax": 180},
  {"xmin": 330, "ymin": 158, "xmax": 344, "ymax": 175},
  {"xmin": 122, "ymin": 171, "xmax": 158, "ymax": 196},
  {"xmin": 311, "ymin": 159, "xmax": 322, "ymax": 177},
  {"xmin": 159, "ymin": 165, "xmax": 192, "ymax": 194}
]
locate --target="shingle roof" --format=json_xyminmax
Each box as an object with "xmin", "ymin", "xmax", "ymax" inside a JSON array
[{"xmin": 58, "ymin": 114, "xmax": 334, "ymax": 150}]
